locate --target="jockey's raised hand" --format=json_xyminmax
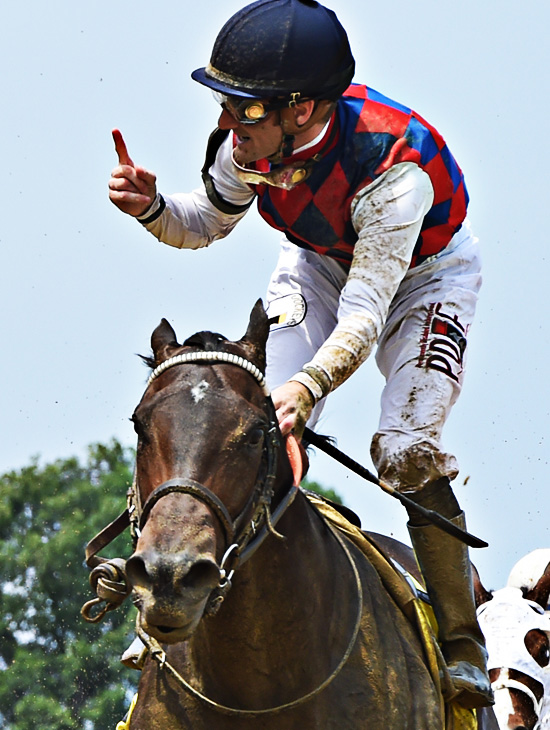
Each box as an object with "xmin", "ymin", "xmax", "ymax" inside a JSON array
[{"xmin": 108, "ymin": 129, "xmax": 157, "ymax": 217}]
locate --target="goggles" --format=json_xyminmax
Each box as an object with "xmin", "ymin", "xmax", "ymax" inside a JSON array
[
  {"xmin": 229, "ymin": 109, "xmax": 338, "ymax": 190},
  {"xmin": 213, "ymin": 91, "xmax": 289, "ymax": 125}
]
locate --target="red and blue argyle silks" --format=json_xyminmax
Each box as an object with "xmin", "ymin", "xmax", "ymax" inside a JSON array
[{"xmin": 251, "ymin": 83, "xmax": 469, "ymax": 270}]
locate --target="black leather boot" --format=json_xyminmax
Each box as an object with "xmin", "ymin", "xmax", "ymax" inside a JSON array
[{"xmin": 408, "ymin": 511, "xmax": 493, "ymax": 709}]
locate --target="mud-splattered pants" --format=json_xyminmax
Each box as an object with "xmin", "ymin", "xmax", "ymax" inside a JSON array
[{"xmin": 265, "ymin": 222, "xmax": 482, "ymax": 491}]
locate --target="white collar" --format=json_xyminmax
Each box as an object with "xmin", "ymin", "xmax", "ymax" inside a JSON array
[{"xmin": 293, "ymin": 120, "xmax": 331, "ymax": 155}]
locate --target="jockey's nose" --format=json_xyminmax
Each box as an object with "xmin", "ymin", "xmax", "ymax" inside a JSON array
[{"xmin": 218, "ymin": 107, "xmax": 239, "ymax": 131}]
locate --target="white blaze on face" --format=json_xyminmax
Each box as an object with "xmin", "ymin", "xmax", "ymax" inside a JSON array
[{"xmin": 191, "ymin": 381, "xmax": 210, "ymax": 403}]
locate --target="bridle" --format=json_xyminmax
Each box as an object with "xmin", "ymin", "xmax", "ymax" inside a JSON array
[
  {"xmin": 490, "ymin": 669, "xmax": 545, "ymax": 728},
  {"xmin": 477, "ymin": 591, "xmax": 550, "ymax": 730},
  {"xmin": 82, "ymin": 349, "xmax": 299, "ymax": 620},
  {"xmin": 82, "ymin": 348, "xmax": 363, "ymax": 716},
  {"xmin": 134, "ymin": 352, "xmax": 363, "ymax": 716},
  {"xmin": 135, "ymin": 350, "xmax": 302, "ymax": 612}
]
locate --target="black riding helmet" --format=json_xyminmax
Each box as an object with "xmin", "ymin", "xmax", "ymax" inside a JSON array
[{"xmin": 191, "ymin": 0, "xmax": 355, "ymax": 105}]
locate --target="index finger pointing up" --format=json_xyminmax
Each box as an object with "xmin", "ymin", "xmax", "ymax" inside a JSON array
[{"xmin": 112, "ymin": 128, "xmax": 134, "ymax": 167}]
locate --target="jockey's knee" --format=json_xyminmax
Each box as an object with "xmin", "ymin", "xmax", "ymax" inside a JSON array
[{"xmin": 370, "ymin": 432, "xmax": 459, "ymax": 494}]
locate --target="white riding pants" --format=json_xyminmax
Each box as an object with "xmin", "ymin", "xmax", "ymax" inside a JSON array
[{"xmin": 265, "ymin": 222, "xmax": 482, "ymax": 491}]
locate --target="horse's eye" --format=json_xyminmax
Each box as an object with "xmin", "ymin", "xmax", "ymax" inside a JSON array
[
  {"xmin": 130, "ymin": 414, "xmax": 143, "ymax": 436},
  {"xmin": 248, "ymin": 427, "xmax": 264, "ymax": 448},
  {"xmin": 525, "ymin": 629, "xmax": 550, "ymax": 667}
]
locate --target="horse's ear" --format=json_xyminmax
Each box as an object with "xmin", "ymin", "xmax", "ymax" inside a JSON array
[
  {"xmin": 524, "ymin": 561, "xmax": 550, "ymax": 609},
  {"xmin": 472, "ymin": 564, "xmax": 493, "ymax": 608},
  {"xmin": 239, "ymin": 299, "xmax": 269, "ymax": 368},
  {"xmin": 151, "ymin": 318, "xmax": 179, "ymax": 364}
]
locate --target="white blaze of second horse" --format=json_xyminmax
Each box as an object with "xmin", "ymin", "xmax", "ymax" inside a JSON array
[{"xmin": 492, "ymin": 678, "xmax": 516, "ymax": 730}]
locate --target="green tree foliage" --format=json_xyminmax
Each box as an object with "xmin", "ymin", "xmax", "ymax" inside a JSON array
[
  {"xmin": 303, "ymin": 477, "xmax": 343, "ymax": 505},
  {"xmin": 0, "ymin": 441, "xmax": 344, "ymax": 729},
  {"xmin": 0, "ymin": 441, "xmax": 137, "ymax": 730}
]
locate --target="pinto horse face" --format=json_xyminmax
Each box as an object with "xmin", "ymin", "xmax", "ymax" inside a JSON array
[
  {"xmin": 474, "ymin": 561, "xmax": 550, "ymax": 730},
  {"xmin": 125, "ymin": 301, "xmax": 271, "ymax": 644},
  {"xmin": 489, "ymin": 660, "xmax": 547, "ymax": 729}
]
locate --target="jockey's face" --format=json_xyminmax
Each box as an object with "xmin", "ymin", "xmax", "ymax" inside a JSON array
[{"xmin": 217, "ymin": 106, "xmax": 283, "ymax": 165}]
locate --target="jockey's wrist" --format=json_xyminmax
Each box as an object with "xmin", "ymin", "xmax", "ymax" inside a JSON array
[
  {"xmin": 137, "ymin": 193, "xmax": 165, "ymax": 224},
  {"xmin": 289, "ymin": 366, "xmax": 332, "ymax": 404}
]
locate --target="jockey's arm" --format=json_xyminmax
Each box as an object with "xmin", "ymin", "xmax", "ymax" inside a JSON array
[
  {"xmin": 289, "ymin": 161, "xmax": 434, "ymax": 402},
  {"xmin": 138, "ymin": 133, "xmax": 254, "ymax": 249}
]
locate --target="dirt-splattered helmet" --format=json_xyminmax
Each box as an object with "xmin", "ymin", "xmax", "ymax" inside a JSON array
[{"xmin": 191, "ymin": 0, "xmax": 355, "ymax": 105}]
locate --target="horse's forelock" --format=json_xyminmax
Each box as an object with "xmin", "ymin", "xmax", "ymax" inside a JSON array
[
  {"xmin": 182, "ymin": 331, "xmax": 228, "ymax": 351},
  {"xmin": 140, "ymin": 353, "xmax": 157, "ymax": 370}
]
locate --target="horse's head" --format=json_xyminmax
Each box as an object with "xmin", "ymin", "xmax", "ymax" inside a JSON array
[
  {"xmin": 474, "ymin": 560, "xmax": 550, "ymax": 729},
  {"xmin": 125, "ymin": 300, "xmax": 294, "ymax": 644}
]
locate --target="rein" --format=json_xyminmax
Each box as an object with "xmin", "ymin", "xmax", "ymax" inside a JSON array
[
  {"xmin": 303, "ymin": 427, "xmax": 488, "ymax": 549},
  {"xmin": 135, "ymin": 518, "xmax": 363, "ymax": 716}
]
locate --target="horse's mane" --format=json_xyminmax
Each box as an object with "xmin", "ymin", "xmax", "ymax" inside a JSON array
[{"xmin": 140, "ymin": 330, "xmax": 229, "ymax": 370}]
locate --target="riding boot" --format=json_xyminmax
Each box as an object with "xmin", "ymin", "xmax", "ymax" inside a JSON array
[{"xmin": 407, "ymin": 484, "xmax": 493, "ymax": 709}]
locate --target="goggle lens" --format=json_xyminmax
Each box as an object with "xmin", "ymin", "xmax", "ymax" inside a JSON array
[{"xmin": 212, "ymin": 91, "xmax": 270, "ymax": 124}]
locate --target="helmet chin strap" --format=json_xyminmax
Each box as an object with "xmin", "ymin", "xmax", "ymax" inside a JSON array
[{"xmin": 270, "ymin": 102, "xmax": 333, "ymax": 162}]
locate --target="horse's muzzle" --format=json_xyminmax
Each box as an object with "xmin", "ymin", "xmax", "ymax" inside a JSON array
[{"xmin": 126, "ymin": 547, "xmax": 222, "ymax": 643}]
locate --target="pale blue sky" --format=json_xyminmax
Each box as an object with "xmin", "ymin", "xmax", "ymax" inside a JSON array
[{"xmin": 2, "ymin": 1, "xmax": 549, "ymax": 589}]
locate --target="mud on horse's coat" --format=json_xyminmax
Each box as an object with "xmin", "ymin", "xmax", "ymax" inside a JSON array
[{"xmin": 123, "ymin": 301, "xmax": 444, "ymax": 730}]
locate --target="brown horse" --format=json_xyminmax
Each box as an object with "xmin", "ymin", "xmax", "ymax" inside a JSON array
[
  {"xmin": 120, "ymin": 300, "xmax": 448, "ymax": 729},
  {"xmin": 474, "ymin": 558, "xmax": 550, "ymax": 730}
]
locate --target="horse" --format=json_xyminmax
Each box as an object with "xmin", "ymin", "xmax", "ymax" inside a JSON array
[
  {"xmin": 473, "ymin": 553, "xmax": 550, "ymax": 729},
  {"xmin": 119, "ymin": 299, "xmax": 450, "ymax": 729}
]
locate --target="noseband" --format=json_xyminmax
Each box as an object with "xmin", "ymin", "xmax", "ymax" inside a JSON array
[
  {"xmin": 130, "ymin": 349, "xmax": 299, "ymax": 613},
  {"xmin": 138, "ymin": 478, "xmax": 236, "ymax": 547},
  {"xmin": 490, "ymin": 669, "xmax": 544, "ymax": 726},
  {"xmin": 477, "ymin": 591, "xmax": 550, "ymax": 730}
]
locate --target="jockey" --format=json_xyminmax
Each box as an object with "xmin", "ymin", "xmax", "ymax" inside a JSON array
[{"xmin": 108, "ymin": 0, "xmax": 493, "ymax": 709}]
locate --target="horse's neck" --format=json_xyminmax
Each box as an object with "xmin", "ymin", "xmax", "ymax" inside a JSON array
[{"xmin": 229, "ymin": 493, "xmax": 343, "ymax": 615}]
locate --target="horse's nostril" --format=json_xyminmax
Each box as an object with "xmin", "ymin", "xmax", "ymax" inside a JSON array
[
  {"xmin": 126, "ymin": 554, "xmax": 151, "ymax": 589},
  {"xmin": 181, "ymin": 560, "xmax": 221, "ymax": 591}
]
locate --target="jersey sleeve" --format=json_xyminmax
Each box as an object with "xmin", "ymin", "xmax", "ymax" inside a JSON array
[
  {"xmin": 290, "ymin": 161, "xmax": 434, "ymax": 400},
  {"xmin": 137, "ymin": 132, "xmax": 255, "ymax": 250}
]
